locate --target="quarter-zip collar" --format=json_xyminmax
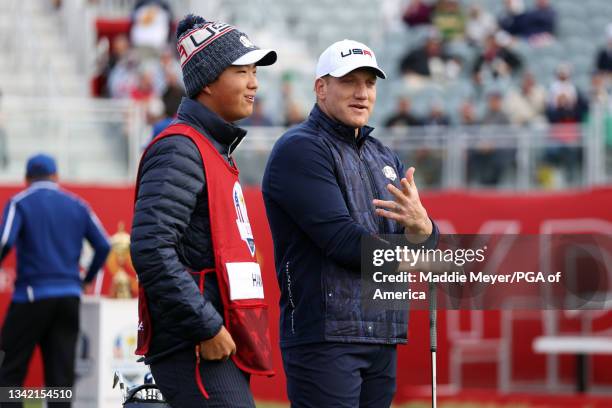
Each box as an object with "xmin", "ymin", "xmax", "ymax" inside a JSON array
[
  {"xmin": 308, "ymin": 103, "xmax": 374, "ymax": 147},
  {"xmin": 176, "ymin": 97, "xmax": 247, "ymax": 158},
  {"xmin": 28, "ymin": 180, "xmax": 58, "ymax": 190}
]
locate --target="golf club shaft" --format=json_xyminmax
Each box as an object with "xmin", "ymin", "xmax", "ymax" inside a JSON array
[
  {"xmin": 431, "ymin": 351, "xmax": 437, "ymax": 408},
  {"xmin": 429, "ymin": 282, "xmax": 437, "ymax": 408}
]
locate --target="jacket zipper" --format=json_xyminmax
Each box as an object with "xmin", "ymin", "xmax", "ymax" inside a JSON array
[
  {"xmin": 354, "ymin": 140, "xmax": 387, "ymax": 234},
  {"xmin": 27, "ymin": 286, "xmax": 34, "ymax": 302}
]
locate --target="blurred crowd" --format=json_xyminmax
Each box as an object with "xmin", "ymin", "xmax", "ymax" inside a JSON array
[
  {"xmin": 391, "ymin": 0, "xmax": 611, "ymax": 128},
  {"xmin": 93, "ymin": 0, "xmax": 306, "ymax": 136},
  {"xmin": 87, "ymin": 0, "xmax": 612, "ymax": 188},
  {"xmin": 94, "ymin": 0, "xmax": 183, "ymax": 136},
  {"xmin": 384, "ymin": 0, "xmax": 612, "ymax": 188}
]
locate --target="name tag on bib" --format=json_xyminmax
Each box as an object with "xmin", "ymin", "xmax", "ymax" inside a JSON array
[{"xmin": 226, "ymin": 262, "xmax": 265, "ymax": 300}]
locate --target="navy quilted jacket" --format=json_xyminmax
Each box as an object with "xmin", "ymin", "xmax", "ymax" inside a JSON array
[
  {"xmin": 130, "ymin": 98, "xmax": 245, "ymax": 363},
  {"xmin": 262, "ymin": 104, "xmax": 439, "ymax": 348}
]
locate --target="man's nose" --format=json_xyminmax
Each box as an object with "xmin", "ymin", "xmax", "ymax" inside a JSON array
[
  {"xmin": 248, "ymin": 72, "xmax": 258, "ymax": 90},
  {"xmin": 354, "ymin": 83, "xmax": 368, "ymax": 99}
]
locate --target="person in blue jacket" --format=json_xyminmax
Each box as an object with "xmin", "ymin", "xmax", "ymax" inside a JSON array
[
  {"xmin": 262, "ymin": 39, "xmax": 439, "ymax": 407},
  {"xmin": 0, "ymin": 153, "xmax": 110, "ymax": 406}
]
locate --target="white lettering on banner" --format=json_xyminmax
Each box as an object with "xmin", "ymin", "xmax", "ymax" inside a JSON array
[{"xmin": 226, "ymin": 262, "xmax": 264, "ymax": 300}]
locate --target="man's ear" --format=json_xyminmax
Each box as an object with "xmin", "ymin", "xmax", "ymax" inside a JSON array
[
  {"xmin": 202, "ymin": 84, "xmax": 213, "ymax": 96},
  {"xmin": 314, "ymin": 78, "xmax": 327, "ymax": 101}
]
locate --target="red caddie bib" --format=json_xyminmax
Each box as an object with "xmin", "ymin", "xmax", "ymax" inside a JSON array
[{"xmin": 134, "ymin": 123, "xmax": 274, "ymax": 378}]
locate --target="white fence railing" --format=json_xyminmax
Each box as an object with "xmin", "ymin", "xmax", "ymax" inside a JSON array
[
  {"xmin": 0, "ymin": 96, "xmax": 146, "ymax": 183},
  {"xmin": 0, "ymin": 96, "xmax": 610, "ymax": 189}
]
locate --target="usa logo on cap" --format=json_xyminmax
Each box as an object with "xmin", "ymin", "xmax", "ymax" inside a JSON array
[{"xmin": 177, "ymin": 22, "xmax": 236, "ymax": 67}]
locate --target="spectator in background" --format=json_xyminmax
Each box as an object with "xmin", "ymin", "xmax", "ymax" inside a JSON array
[
  {"xmin": 130, "ymin": 70, "xmax": 158, "ymax": 118},
  {"xmin": 548, "ymin": 63, "xmax": 589, "ymax": 122},
  {"xmin": 423, "ymin": 102, "xmax": 451, "ymax": 126},
  {"xmin": 545, "ymin": 66, "xmax": 588, "ymax": 185},
  {"xmin": 544, "ymin": 91, "xmax": 585, "ymax": 185},
  {"xmin": 595, "ymin": 24, "xmax": 612, "ymax": 74},
  {"xmin": 546, "ymin": 93, "xmax": 587, "ymax": 124},
  {"xmin": 482, "ymin": 91, "xmax": 510, "ymax": 125},
  {"xmin": 549, "ymin": 64, "xmax": 577, "ymax": 105},
  {"xmin": 157, "ymin": 46, "xmax": 184, "ymax": 91},
  {"xmin": 465, "ymin": 4, "xmax": 497, "ymax": 47},
  {"xmin": 131, "ymin": 69, "xmax": 156, "ymax": 103},
  {"xmin": 0, "ymin": 154, "xmax": 110, "ymax": 403},
  {"xmin": 527, "ymin": 0, "xmax": 556, "ymax": 35},
  {"xmin": 99, "ymin": 34, "xmax": 131, "ymax": 98},
  {"xmin": 505, "ymin": 72, "xmax": 547, "ymax": 125},
  {"xmin": 525, "ymin": 0, "xmax": 556, "ymax": 45},
  {"xmin": 129, "ymin": 0, "xmax": 173, "ymax": 57},
  {"xmin": 161, "ymin": 69, "xmax": 184, "ymax": 120},
  {"xmin": 384, "ymin": 97, "xmax": 423, "ymax": 127},
  {"xmin": 107, "ymin": 53, "xmax": 141, "ymax": 99},
  {"xmin": 402, "ymin": 0, "xmax": 435, "ymax": 27},
  {"xmin": 499, "ymin": 0, "xmax": 556, "ymax": 44},
  {"xmin": 459, "ymin": 99, "xmax": 480, "ymax": 125},
  {"xmin": 432, "ymin": 0, "xmax": 465, "ymax": 42},
  {"xmin": 400, "ymin": 29, "xmax": 456, "ymax": 85},
  {"xmin": 240, "ymin": 99, "xmax": 274, "ymax": 126},
  {"xmin": 472, "ymin": 33, "xmax": 522, "ymax": 80},
  {"xmin": 498, "ymin": 0, "xmax": 530, "ymax": 38},
  {"xmin": 586, "ymin": 73, "xmax": 612, "ymax": 173},
  {"xmin": 590, "ymin": 72, "xmax": 611, "ymax": 107},
  {"xmin": 147, "ymin": 98, "xmax": 173, "ymax": 138},
  {"xmin": 284, "ymin": 102, "xmax": 305, "ymax": 128},
  {"xmin": 281, "ymin": 78, "xmax": 305, "ymax": 128},
  {"xmin": 468, "ymin": 92, "xmax": 515, "ymax": 186},
  {"xmin": 412, "ymin": 102, "xmax": 447, "ymax": 186}
]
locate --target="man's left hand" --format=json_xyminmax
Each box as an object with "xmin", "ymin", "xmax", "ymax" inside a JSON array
[{"xmin": 373, "ymin": 167, "xmax": 433, "ymax": 242}]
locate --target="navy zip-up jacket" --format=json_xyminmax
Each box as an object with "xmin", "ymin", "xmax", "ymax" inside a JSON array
[
  {"xmin": 263, "ymin": 104, "xmax": 439, "ymax": 348},
  {"xmin": 0, "ymin": 181, "xmax": 110, "ymax": 303}
]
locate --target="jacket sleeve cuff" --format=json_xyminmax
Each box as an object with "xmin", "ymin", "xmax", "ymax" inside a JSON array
[
  {"xmin": 422, "ymin": 217, "xmax": 440, "ymax": 250},
  {"xmin": 192, "ymin": 302, "xmax": 224, "ymax": 342},
  {"xmin": 401, "ymin": 217, "xmax": 439, "ymax": 249}
]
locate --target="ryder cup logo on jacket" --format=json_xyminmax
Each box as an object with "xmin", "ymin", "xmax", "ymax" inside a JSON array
[
  {"xmin": 233, "ymin": 182, "xmax": 256, "ymax": 257},
  {"xmin": 383, "ymin": 166, "xmax": 397, "ymax": 181}
]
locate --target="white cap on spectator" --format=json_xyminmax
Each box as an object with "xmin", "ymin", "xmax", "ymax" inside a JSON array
[{"xmin": 316, "ymin": 39, "xmax": 386, "ymax": 79}]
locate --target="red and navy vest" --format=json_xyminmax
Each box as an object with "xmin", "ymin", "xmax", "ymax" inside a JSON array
[{"xmin": 134, "ymin": 123, "xmax": 274, "ymax": 379}]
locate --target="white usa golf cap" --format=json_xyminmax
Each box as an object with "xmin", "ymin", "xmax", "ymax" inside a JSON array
[{"xmin": 316, "ymin": 39, "xmax": 386, "ymax": 79}]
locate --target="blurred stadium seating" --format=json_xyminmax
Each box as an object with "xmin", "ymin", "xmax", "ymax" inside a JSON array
[{"xmin": 0, "ymin": 0, "xmax": 610, "ymax": 189}]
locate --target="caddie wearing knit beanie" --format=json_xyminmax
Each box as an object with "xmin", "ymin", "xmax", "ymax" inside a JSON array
[
  {"xmin": 177, "ymin": 14, "xmax": 277, "ymax": 98},
  {"xmin": 131, "ymin": 13, "xmax": 277, "ymax": 408}
]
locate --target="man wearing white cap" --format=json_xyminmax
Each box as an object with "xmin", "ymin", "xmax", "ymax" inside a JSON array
[{"xmin": 263, "ymin": 40, "xmax": 439, "ymax": 406}]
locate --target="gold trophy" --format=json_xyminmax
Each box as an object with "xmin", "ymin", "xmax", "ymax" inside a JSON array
[{"xmin": 107, "ymin": 222, "xmax": 136, "ymax": 299}]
